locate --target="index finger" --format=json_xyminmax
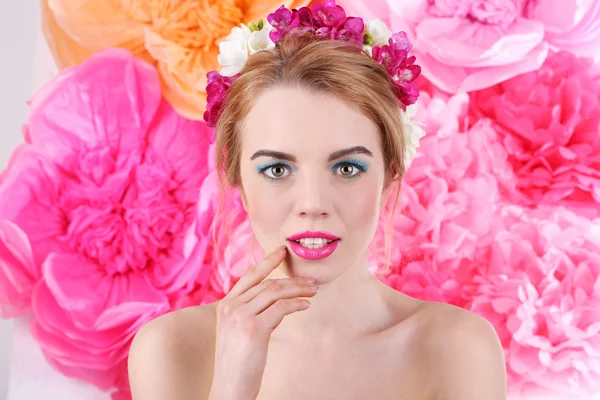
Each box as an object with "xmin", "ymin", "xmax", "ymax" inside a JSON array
[{"xmin": 224, "ymin": 245, "xmax": 287, "ymax": 299}]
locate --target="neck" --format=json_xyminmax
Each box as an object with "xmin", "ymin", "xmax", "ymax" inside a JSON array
[{"xmin": 262, "ymin": 254, "xmax": 392, "ymax": 344}]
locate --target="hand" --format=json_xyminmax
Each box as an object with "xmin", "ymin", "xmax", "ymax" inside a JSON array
[{"xmin": 208, "ymin": 245, "xmax": 319, "ymax": 400}]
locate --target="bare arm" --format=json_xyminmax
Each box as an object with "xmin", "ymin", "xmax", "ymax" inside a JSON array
[
  {"xmin": 433, "ymin": 311, "xmax": 507, "ymax": 400},
  {"xmin": 128, "ymin": 307, "xmax": 216, "ymax": 400}
]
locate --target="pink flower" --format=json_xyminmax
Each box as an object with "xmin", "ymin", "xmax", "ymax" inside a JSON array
[
  {"xmin": 471, "ymin": 204, "xmax": 600, "ymax": 397},
  {"xmin": 267, "ymin": 5, "xmax": 303, "ymax": 42},
  {"xmin": 469, "ymin": 51, "xmax": 600, "ymax": 217},
  {"xmin": 339, "ymin": 0, "xmax": 600, "ymax": 93},
  {"xmin": 0, "ymin": 48, "xmax": 212, "ymax": 393},
  {"xmin": 268, "ymin": 0, "xmax": 366, "ymax": 45},
  {"xmin": 0, "ymin": 219, "xmax": 39, "ymax": 318},
  {"xmin": 370, "ymin": 92, "xmax": 517, "ymax": 307},
  {"xmin": 371, "ymin": 32, "xmax": 421, "ymax": 108},
  {"xmin": 204, "ymin": 70, "xmax": 240, "ymax": 132}
]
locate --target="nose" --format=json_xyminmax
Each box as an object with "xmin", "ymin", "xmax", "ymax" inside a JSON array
[{"xmin": 293, "ymin": 169, "xmax": 330, "ymax": 219}]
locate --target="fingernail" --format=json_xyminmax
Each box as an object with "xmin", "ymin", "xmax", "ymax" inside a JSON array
[{"xmin": 304, "ymin": 278, "xmax": 315, "ymax": 284}]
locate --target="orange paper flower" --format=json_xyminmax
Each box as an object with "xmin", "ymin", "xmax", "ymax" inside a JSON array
[{"xmin": 41, "ymin": 0, "xmax": 313, "ymax": 120}]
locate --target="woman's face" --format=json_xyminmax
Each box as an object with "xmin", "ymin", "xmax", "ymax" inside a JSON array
[{"xmin": 239, "ymin": 86, "xmax": 390, "ymax": 280}]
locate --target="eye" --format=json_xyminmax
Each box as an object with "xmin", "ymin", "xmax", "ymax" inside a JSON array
[
  {"xmin": 338, "ymin": 163, "xmax": 357, "ymax": 176},
  {"xmin": 332, "ymin": 159, "xmax": 368, "ymax": 180},
  {"xmin": 257, "ymin": 162, "xmax": 293, "ymax": 182}
]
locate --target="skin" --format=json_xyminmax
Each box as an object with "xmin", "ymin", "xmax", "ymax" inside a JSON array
[
  {"xmin": 128, "ymin": 86, "xmax": 507, "ymax": 400},
  {"xmin": 238, "ymin": 85, "xmax": 399, "ymax": 344}
]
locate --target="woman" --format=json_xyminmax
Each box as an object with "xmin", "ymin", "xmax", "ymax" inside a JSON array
[{"xmin": 128, "ymin": 1, "xmax": 507, "ymax": 399}]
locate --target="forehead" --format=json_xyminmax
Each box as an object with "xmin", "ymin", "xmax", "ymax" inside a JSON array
[{"xmin": 240, "ymin": 86, "xmax": 381, "ymax": 157}]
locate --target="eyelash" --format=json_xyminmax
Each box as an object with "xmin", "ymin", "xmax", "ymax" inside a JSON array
[{"xmin": 257, "ymin": 158, "xmax": 369, "ymax": 182}]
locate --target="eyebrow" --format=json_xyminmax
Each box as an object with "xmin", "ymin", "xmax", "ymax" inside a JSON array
[{"xmin": 249, "ymin": 146, "xmax": 374, "ymax": 162}]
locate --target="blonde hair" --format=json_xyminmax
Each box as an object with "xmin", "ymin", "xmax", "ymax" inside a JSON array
[{"xmin": 213, "ymin": 31, "xmax": 407, "ymax": 276}]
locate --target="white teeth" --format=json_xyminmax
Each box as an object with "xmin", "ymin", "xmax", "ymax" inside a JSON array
[{"xmin": 295, "ymin": 238, "xmax": 334, "ymax": 248}]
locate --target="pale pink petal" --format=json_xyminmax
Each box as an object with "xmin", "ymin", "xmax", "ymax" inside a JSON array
[
  {"xmin": 0, "ymin": 150, "xmax": 67, "ymax": 266},
  {"xmin": 527, "ymin": 0, "xmax": 600, "ymax": 58},
  {"xmin": 416, "ymin": 17, "xmax": 544, "ymax": 67},
  {"xmin": 417, "ymin": 41, "xmax": 549, "ymax": 93},
  {"xmin": 0, "ymin": 220, "xmax": 39, "ymax": 317}
]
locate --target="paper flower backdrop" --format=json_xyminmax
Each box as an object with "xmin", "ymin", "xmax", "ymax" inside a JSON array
[
  {"xmin": 0, "ymin": 48, "xmax": 214, "ymax": 397},
  {"xmin": 337, "ymin": 0, "xmax": 600, "ymax": 93},
  {"xmin": 469, "ymin": 50, "xmax": 600, "ymax": 217},
  {"xmin": 370, "ymin": 86, "xmax": 600, "ymax": 397},
  {"xmin": 0, "ymin": 0, "xmax": 599, "ymax": 399},
  {"xmin": 40, "ymin": 0, "xmax": 313, "ymax": 121}
]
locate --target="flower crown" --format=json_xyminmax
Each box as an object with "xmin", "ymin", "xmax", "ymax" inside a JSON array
[{"xmin": 203, "ymin": 0, "xmax": 426, "ymax": 167}]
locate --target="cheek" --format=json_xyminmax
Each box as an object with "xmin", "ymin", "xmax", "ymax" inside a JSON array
[
  {"xmin": 340, "ymin": 180, "xmax": 382, "ymax": 238},
  {"xmin": 242, "ymin": 180, "xmax": 289, "ymax": 244}
]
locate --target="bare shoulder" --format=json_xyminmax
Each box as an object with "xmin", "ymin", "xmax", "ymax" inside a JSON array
[
  {"xmin": 128, "ymin": 302, "xmax": 218, "ymax": 400},
  {"xmin": 415, "ymin": 301, "xmax": 507, "ymax": 400}
]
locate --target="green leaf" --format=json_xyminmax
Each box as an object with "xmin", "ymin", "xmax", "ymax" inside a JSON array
[
  {"xmin": 249, "ymin": 22, "xmax": 259, "ymax": 32},
  {"xmin": 258, "ymin": 19, "xmax": 264, "ymax": 30},
  {"xmin": 363, "ymin": 33, "xmax": 373, "ymax": 46}
]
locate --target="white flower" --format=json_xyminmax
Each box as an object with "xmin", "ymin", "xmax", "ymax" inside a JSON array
[
  {"xmin": 400, "ymin": 103, "xmax": 426, "ymax": 167},
  {"xmin": 248, "ymin": 21, "xmax": 276, "ymax": 55},
  {"xmin": 218, "ymin": 24, "xmax": 252, "ymax": 77},
  {"xmin": 365, "ymin": 19, "xmax": 393, "ymax": 47},
  {"xmin": 362, "ymin": 44, "xmax": 373, "ymax": 56}
]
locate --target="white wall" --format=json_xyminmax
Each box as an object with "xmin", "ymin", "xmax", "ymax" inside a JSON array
[{"xmin": 0, "ymin": 1, "xmax": 39, "ymax": 399}]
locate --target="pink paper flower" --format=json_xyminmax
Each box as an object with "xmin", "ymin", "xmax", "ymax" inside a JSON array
[
  {"xmin": 0, "ymin": 48, "xmax": 212, "ymax": 394},
  {"xmin": 370, "ymin": 91, "xmax": 518, "ymax": 307},
  {"xmin": 204, "ymin": 71, "xmax": 240, "ymax": 130},
  {"xmin": 338, "ymin": 0, "xmax": 600, "ymax": 93},
  {"xmin": 371, "ymin": 32, "xmax": 421, "ymax": 109},
  {"xmin": 471, "ymin": 204, "xmax": 600, "ymax": 398},
  {"xmin": 469, "ymin": 50, "xmax": 600, "ymax": 217}
]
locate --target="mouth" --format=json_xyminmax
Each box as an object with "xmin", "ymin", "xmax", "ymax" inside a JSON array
[
  {"xmin": 286, "ymin": 232, "xmax": 341, "ymax": 260},
  {"xmin": 290, "ymin": 237, "xmax": 339, "ymax": 249}
]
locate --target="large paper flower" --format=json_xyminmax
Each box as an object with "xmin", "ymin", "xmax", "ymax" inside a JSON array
[
  {"xmin": 0, "ymin": 48, "xmax": 213, "ymax": 396},
  {"xmin": 41, "ymin": 0, "xmax": 313, "ymax": 121},
  {"xmin": 337, "ymin": 0, "xmax": 600, "ymax": 93},
  {"xmin": 471, "ymin": 204, "xmax": 600, "ymax": 398},
  {"xmin": 469, "ymin": 50, "xmax": 600, "ymax": 217},
  {"xmin": 369, "ymin": 90, "xmax": 519, "ymax": 308}
]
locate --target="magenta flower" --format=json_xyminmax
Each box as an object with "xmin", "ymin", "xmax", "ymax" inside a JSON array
[
  {"xmin": 268, "ymin": 1, "xmax": 365, "ymax": 46},
  {"xmin": 372, "ymin": 35, "xmax": 422, "ymax": 108},
  {"xmin": 316, "ymin": 16, "xmax": 364, "ymax": 45},
  {"xmin": 312, "ymin": 0, "xmax": 348, "ymax": 28},
  {"xmin": 267, "ymin": 5, "xmax": 303, "ymax": 42},
  {"xmin": 0, "ymin": 48, "xmax": 213, "ymax": 394},
  {"xmin": 204, "ymin": 70, "xmax": 240, "ymax": 133},
  {"xmin": 469, "ymin": 50, "xmax": 600, "ymax": 217}
]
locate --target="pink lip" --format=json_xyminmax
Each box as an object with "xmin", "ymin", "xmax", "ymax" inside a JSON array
[
  {"xmin": 287, "ymin": 231, "xmax": 340, "ymax": 241},
  {"xmin": 287, "ymin": 239, "xmax": 339, "ymax": 260}
]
